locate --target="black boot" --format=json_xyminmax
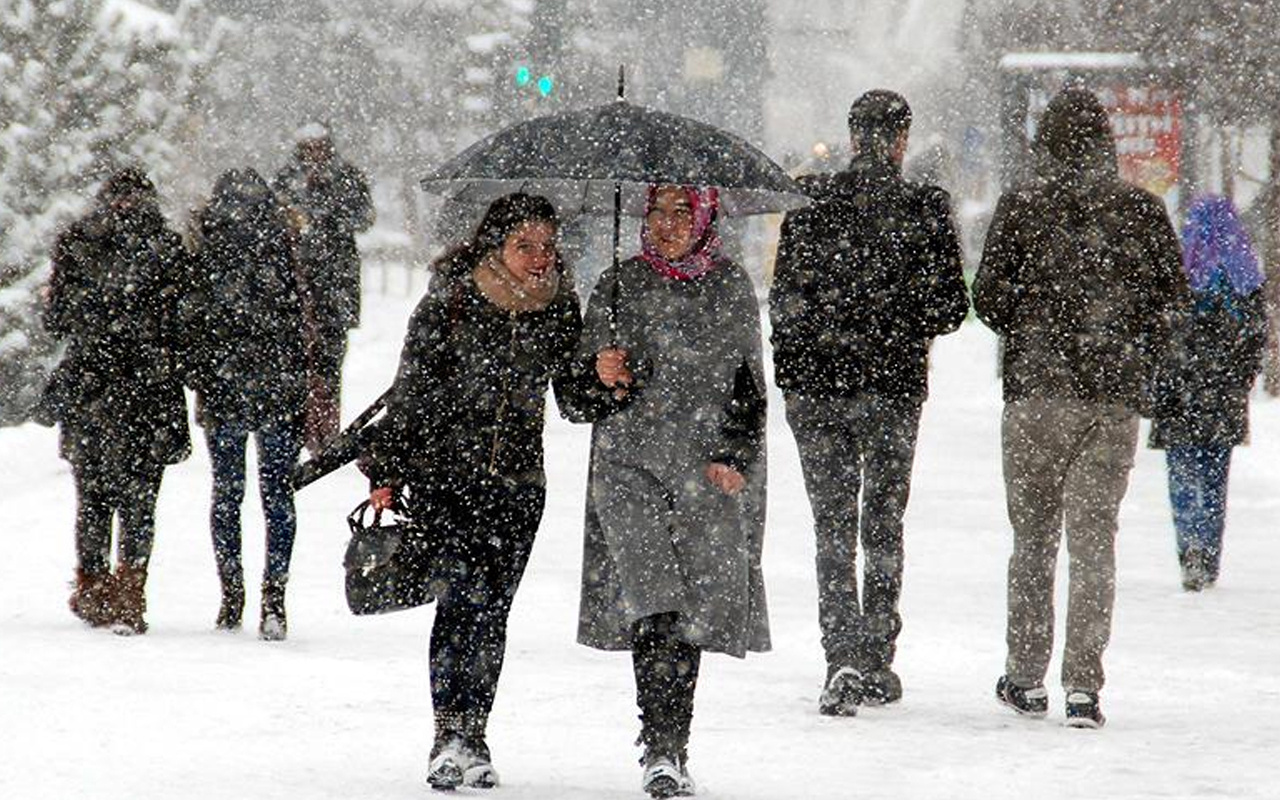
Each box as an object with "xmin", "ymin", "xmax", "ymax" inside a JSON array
[
  {"xmin": 217, "ymin": 579, "xmax": 245, "ymax": 631},
  {"xmin": 634, "ymin": 614, "xmax": 699, "ymax": 798},
  {"xmin": 259, "ymin": 577, "xmax": 287, "ymax": 641}
]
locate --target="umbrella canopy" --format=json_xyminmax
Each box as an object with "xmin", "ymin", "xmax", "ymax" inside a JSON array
[{"xmin": 421, "ymin": 99, "xmax": 808, "ymax": 217}]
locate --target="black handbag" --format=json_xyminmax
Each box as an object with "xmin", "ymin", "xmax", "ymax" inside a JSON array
[{"xmin": 343, "ymin": 499, "xmax": 436, "ymax": 615}]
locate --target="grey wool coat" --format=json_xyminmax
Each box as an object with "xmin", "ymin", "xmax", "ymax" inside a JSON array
[{"xmin": 577, "ymin": 255, "xmax": 770, "ymax": 658}]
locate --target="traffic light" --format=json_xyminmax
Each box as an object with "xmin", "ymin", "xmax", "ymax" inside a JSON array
[{"xmin": 513, "ymin": 64, "xmax": 554, "ymax": 98}]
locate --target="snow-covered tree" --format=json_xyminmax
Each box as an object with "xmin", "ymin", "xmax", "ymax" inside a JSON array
[{"xmin": 0, "ymin": 0, "xmax": 222, "ymax": 424}]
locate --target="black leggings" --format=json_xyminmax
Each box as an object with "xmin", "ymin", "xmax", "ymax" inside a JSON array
[
  {"xmin": 414, "ymin": 480, "xmax": 544, "ymax": 736},
  {"xmin": 632, "ymin": 612, "xmax": 701, "ymax": 760}
]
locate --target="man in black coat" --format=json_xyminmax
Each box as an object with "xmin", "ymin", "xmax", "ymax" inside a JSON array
[
  {"xmin": 770, "ymin": 90, "xmax": 969, "ymax": 714},
  {"xmin": 273, "ymin": 124, "xmax": 374, "ymax": 453}
]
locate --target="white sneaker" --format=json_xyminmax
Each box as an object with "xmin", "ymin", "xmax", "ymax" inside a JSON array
[
  {"xmin": 642, "ymin": 754, "xmax": 684, "ymax": 798},
  {"xmin": 427, "ymin": 737, "xmax": 466, "ymax": 790}
]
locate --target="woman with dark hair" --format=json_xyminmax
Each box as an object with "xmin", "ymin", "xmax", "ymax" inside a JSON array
[
  {"xmin": 40, "ymin": 167, "xmax": 191, "ymax": 635},
  {"xmin": 185, "ymin": 168, "xmax": 308, "ymax": 639},
  {"xmin": 1150, "ymin": 195, "xmax": 1267, "ymax": 591},
  {"xmin": 580, "ymin": 184, "xmax": 769, "ymax": 798},
  {"xmin": 363, "ymin": 193, "xmax": 595, "ymax": 790},
  {"xmin": 974, "ymin": 88, "xmax": 1190, "ymax": 728}
]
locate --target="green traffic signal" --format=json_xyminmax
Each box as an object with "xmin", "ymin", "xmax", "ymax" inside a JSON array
[
  {"xmin": 515, "ymin": 66, "xmax": 532, "ymax": 86},
  {"xmin": 537, "ymin": 75, "xmax": 554, "ymax": 97}
]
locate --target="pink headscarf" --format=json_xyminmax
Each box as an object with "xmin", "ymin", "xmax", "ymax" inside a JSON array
[{"xmin": 639, "ymin": 185, "xmax": 723, "ymax": 281}]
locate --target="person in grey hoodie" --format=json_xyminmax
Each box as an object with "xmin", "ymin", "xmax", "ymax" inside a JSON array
[{"xmin": 578, "ymin": 184, "xmax": 769, "ymax": 799}]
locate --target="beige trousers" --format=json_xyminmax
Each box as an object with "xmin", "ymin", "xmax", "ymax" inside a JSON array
[{"xmin": 1002, "ymin": 397, "xmax": 1139, "ymax": 693}]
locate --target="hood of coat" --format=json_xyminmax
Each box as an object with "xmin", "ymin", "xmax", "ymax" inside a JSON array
[{"xmin": 1032, "ymin": 88, "xmax": 1119, "ymax": 189}]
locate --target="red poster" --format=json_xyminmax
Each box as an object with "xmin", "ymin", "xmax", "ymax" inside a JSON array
[{"xmin": 1096, "ymin": 85, "xmax": 1181, "ymax": 199}]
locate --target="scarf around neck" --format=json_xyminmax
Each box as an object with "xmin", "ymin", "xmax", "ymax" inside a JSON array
[
  {"xmin": 639, "ymin": 186, "xmax": 723, "ymax": 281},
  {"xmin": 473, "ymin": 252, "xmax": 559, "ymax": 314}
]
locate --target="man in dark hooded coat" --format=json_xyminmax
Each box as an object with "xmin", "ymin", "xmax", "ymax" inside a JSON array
[
  {"xmin": 770, "ymin": 90, "xmax": 969, "ymax": 715},
  {"xmin": 39, "ymin": 167, "xmax": 191, "ymax": 635},
  {"xmin": 974, "ymin": 87, "xmax": 1190, "ymax": 728}
]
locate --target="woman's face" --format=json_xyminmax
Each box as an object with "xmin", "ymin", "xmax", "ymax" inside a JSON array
[
  {"xmin": 646, "ymin": 186, "xmax": 696, "ymax": 261},
  {"xmin": 500, "ymin": 220, "xmax": 558, "ymax": 286}
]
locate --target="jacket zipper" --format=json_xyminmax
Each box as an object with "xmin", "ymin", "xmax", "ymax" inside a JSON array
[{"xmin": 488, "ymin": 317, "xmax": 517, "ymax": 475}]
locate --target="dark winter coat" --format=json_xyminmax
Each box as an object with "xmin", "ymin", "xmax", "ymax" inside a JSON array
[
  {"xmin": 272, "ymin": 155, "xmax": 374, "ymax": 334},
  {"xmin": 769, "ymin": 156, "xmax": 970, "ymax": 401},
  {"xmin": 1149, "ymin": 287, "xmax": 1267, "ymax": 448},
  {"xmin": 40, "ymin": 203, "xmax": 191, "ymax": 467},
  {"xmin": 577, "ymin": 256, "xmax": 770, "ymax": 658},
  {"xmin": 973, "ymin": 171, "xmax": 1190, "ymax": 414},
  {"xmin": 185, "ymin": 172, "xmax": 309, "ymax": 430},
  {"xmin": 364, "ymin": 275, "xmax": 590, "ymax": 493}
]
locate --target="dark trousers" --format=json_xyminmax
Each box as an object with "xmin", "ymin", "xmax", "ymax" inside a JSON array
[
  {"xmin": 632, "ymin": 612, "xmax": 701, "ymax": 760},
  {"xmin": 1166, "ymin": 445, "xmax": 1233, "ymax": 578},
  {"xmin": 206, "ymin": 420, "xmax": 303, "ymax": 585},
  {"xmin": 416, "ymin": 479, "xmax": 544, "ymax": 735},
  {"xmin": 784, "ymin": 392, "xmax": 922, "ymax": 673},
  {"xmin": 72, "ymin": 458, "xmax": 164, "ymax": 574}
]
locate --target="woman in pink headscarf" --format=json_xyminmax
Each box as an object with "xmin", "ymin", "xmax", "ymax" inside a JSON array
[{"xmin": 575, "ymin": 184, "xmax": 770, "ymax": 798}]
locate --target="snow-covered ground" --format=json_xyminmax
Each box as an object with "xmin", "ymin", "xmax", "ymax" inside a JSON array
[{"xmin": 3, "ymin": 269, "xmax": 1278, "ymax": 799}]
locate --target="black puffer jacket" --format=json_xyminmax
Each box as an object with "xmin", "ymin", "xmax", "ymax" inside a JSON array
[
  {"xmin": 1150, "ymin": 288, "xmax": 1267, "ymax": 447},
  {"xmin": 769, "ymin": 156, "xmax": 969, "ymax": 400},
  {"xmin": 365, "ymin": 276, "xmax": 596, "ymax": 491},
  {"xmin": 41, "ymin": 181, "xmax": 191, "ymax": 466},
  {"xmin": 186, "ymin": 169, "xmax": 308, "ymax": 430}
]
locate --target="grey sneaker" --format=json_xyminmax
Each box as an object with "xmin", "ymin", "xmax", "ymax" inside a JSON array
[
  {"xmin": 1064, "ymin": 690, "xmax": 1106, "ymax": 729},
  {"xmin": 995, "ymin": 675, "xmax": 1048, "ymax": 718}
]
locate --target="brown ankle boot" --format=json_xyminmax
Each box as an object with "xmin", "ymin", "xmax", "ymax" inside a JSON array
[
  {"xmin": 112, "ymin": 563, "xmax": 149, "ymax": 635},
  {"xmin": 69, "ymin": 568, "xmax": 114, "ymax": 627}
]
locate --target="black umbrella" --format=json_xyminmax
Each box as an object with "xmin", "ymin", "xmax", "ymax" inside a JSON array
[
  {"xmin": 420, "ymin": 75, "xmax": 807, "ymax": 218},
  {"xmin": 421, "ymin": 69, "xmax": 807, "ymax": 343}
]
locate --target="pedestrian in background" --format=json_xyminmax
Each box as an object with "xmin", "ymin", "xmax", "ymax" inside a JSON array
[
  {"xmin": 185, "ymin": 168, "xmax": 309, "ymax": 640},
  {"xmin": 1150, "ymin": 195, "xmax": 1267, "ymax": 591},
  {"xmin": 38, "ymin": 167, "xmax": 191, "ymax": 635},
  {"xmin": 273, "ymin": 123, "xmax": 374, "ymax": 453},
  {"xmin": 974, "ymin": 87, "xmax": 1190, "ymax": 728},
  {"xmin": 769, "ymin": 89, "xmax": 968, "ymax": 715}
]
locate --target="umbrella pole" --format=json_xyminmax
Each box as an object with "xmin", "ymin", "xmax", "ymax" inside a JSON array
[
  {"xmin": 609, "ymin": 180, "xmax": 621, "ymax": 347},
  {"xmin": 608, "ymin": 66, "xmax": 625, "ymax": 347}
]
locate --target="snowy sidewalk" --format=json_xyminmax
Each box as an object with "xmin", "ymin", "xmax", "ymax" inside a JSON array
[{"xmin": 2, "ymin": 287, "xmax": 1278, "ymax": 799}]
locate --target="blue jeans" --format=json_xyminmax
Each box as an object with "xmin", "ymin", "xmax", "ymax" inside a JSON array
[
  {"xmin": 206, "ymin": 420, "xmax": 303, "ymax": 584},
  {"xmin": 1165, "ymin": 446, "xmax": 1232, "ymax": 578}
]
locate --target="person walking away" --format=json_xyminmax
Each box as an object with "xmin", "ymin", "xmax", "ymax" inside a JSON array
[
  {"xmin": 273, "ymin": 123, "xmax": 374, "ymax": 453},
  {"xmin": 185, "ymin": 169, "xmax": 309, "ymax": 639},
  {"xmin": 973, "ymin": 88, "xmax": 1191, "ymax": 728},
  {"xmin": 1150, "ymin": 196, "xmax": 1267, "ymax": 591},
  {"xmin": 579, "ymin": 184, "xmax": 769, "ymax": 798},
  {"xmin": 769, "ymin": 89, "xmax": 969, "ymax": 714},
  {"xmin": 363, "ymin": 194, "xmax": 598, "ymax": 790},
  {"xmin": 37, "ymin": 167, "xmax": 191, "ymax": 635}
]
